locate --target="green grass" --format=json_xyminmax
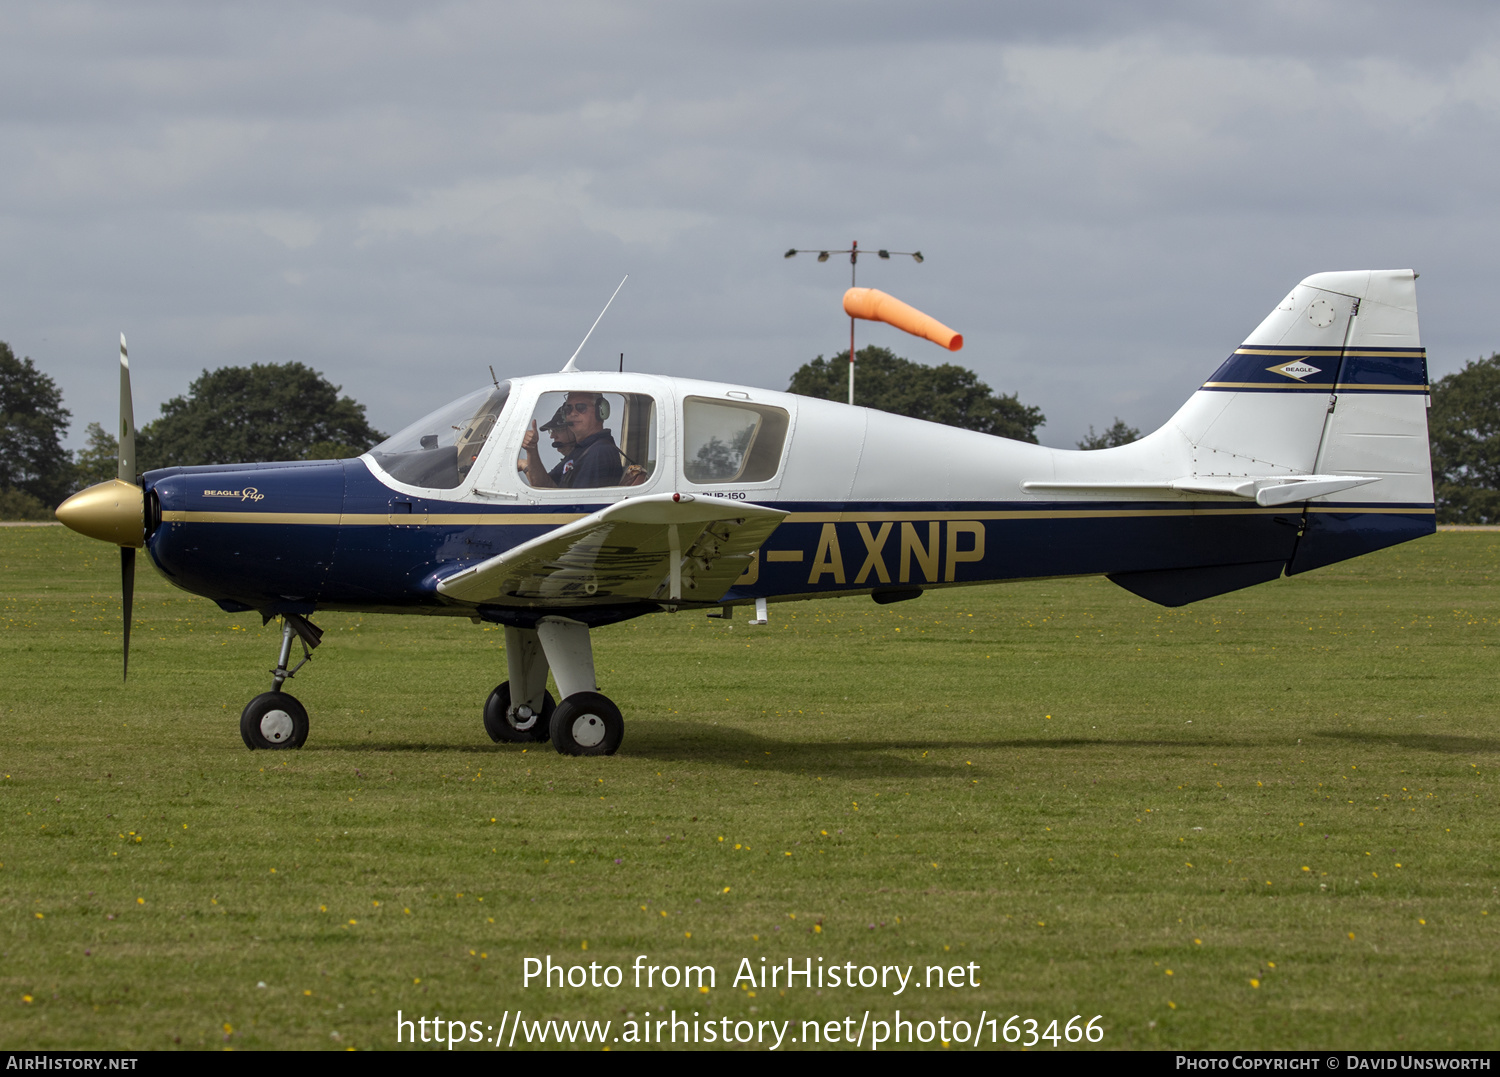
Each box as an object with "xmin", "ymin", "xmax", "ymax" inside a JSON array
[{"xmin": 1, "ymin": 525, "xmax": 1498, "ymax": 1050}]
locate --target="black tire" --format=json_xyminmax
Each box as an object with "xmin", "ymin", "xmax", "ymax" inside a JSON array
[
  {"xmin": 549, "ymin": 692, "xmax": 624, "ymax": 756},
  {"xmin": 240, "ymin": 692, "xmax": 309, "ymax": 750},
  {"xmin": 483, "ymin": 682, "xmax": 556, "ymax": 743}
]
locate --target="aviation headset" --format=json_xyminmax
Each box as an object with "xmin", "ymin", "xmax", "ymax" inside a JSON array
[{"xmin": 542, "ymin": 394, "xmax": 609, "ymax": 430}]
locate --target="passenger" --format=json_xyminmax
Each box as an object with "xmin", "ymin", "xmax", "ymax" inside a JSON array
[
  {"xmin": 520, "ymin": 392, "xmax": 624, "ymax": 489},
  {"xmin": 519, "ymin": 405, "xmax": 577, "ymax": 477}
]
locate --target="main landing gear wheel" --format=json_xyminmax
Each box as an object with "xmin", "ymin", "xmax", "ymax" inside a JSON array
[
  {"xmin": 549, "ymin": 692, "xmax": 624, "ymax": 756},
  {"xmin": 483, "ymin": 681, "xmax": 557, "ymax": 743},
  {"xmin": 240, "ymin": 692, "xmax": 309, "ymax": 750}
]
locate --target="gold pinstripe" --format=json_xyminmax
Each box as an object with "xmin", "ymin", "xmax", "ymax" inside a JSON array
[
  {"xmin": 161, "ymin": 510, "xmax": 585, "ymax": 526},
  {"xmin": 1202, "ymin": 382, "xmax": 1428, "ymax": 391},
  {"xmin": 160, "ymin": 505, "xmax": 1433, "ymax": 527},
  {"xmin": 1306, "ymin": 506, "xmax": 1431, "ymax": 514},
  {"xmin": 781, "ymin": 506, "xmax": 1430, "ymax": 523},
  {"xmin": 1232, "ymin": 348, "xmax": 1425, "ymax": 357}
]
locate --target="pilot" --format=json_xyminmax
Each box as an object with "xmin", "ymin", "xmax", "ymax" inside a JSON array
[{"xmin": 521, "ymin": 392, "xmax": 624, "ymax": 489}]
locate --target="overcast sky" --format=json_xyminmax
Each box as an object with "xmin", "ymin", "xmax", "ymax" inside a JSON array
[{"xmin": 4, "ymin": 1, "xmax": 1500, "ymax": 450}]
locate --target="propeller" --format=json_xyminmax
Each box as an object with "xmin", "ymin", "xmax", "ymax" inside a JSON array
[
  {"xmin": 121, "ymin": 545, "xmax": 134, "ymax": 679},
  {"xmin": 55, "ymin": 333, "xmax": 146, "ymax": 680},
  {"xmin": 118, "ymin": 334, "xmax": 136, "ymax": 680},
  {"xmin": 119, "ymin": 333, "xmax": 135, "ymax": 483}
]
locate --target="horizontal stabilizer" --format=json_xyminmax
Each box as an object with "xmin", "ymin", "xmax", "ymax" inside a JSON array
[
  {"xmin": 435, "ymin": 493, "xmax": 786, "ymax": 608},
  {"xmin": 1021, "ymin": 475, "xmax": 1380, "ymax": 506}
]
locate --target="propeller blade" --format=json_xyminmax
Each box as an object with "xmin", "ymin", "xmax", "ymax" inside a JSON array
[
  {"xmin": 118, "ymin": 333, "xmax": 135, "ymax": 483},
  {"xmin": 121, "ymin": 546, "xmax": 135, "ymax": 680}
]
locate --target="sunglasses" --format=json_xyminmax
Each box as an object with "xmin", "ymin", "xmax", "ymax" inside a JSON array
[{"xmin": 563, "ymin": 401, "xmax": 595, "ymax": 413}]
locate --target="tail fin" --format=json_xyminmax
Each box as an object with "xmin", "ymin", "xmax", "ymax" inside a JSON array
[
  {"xmin": 1169, "ymin": 269, "xmax": 1433, "ymax": 574},
  {"xmin": 1020, "ymin": 269, "xmax": 1432, "ymax": 605}
]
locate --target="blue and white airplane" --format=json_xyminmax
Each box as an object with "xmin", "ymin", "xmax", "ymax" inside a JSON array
[{"xmin": 56, "ymin": 270, "xmax": 1433, "ymax": 755}]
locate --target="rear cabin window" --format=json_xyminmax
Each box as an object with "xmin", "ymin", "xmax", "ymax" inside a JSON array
[
  {"xmin": 518, "ymin": 391, "xmax": 658, "ymax": 490},
  {"xmin": 682, "ymin": 397, "xmax": 789, "ymax": 484}
]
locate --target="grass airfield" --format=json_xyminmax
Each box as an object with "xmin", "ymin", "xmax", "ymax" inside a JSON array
[{"xmin": 1, "ymin": 525, "xmax": 1497, "ymax": 1051}]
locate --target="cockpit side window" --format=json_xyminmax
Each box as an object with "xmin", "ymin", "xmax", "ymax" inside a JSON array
[
  {"xmin": 518, "ymin": 391, "xmax": 658, "ymax": 490},
  {"xmin": 682, "ymin": 398, "xmax": 789, "ymax": 484},
  {"xmin": 368, "ymin": 384, "xmax": 510, "ymax": 490}
]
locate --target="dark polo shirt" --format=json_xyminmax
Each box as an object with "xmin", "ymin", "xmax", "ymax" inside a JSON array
[{"xmin": 549, "ymin": 430, "xmax": 624, "ymax": 488}]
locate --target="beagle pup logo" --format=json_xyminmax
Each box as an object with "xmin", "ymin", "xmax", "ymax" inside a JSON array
[{"xmin": 203, "ymin": 487, "xmax": 265, "ymax": 502}]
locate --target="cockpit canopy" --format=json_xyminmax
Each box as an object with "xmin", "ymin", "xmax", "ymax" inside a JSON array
[{"xmin": 367, "ymin": 383, "xmax": 510, "ymax": 489}]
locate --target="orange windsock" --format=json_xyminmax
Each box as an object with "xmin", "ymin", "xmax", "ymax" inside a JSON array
[{"xmin": 843, "ymin": 287, "xmax": 963, "ymax": 351}]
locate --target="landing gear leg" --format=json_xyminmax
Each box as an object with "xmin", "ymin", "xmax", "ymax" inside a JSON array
[
  {"xmin": 537, "ymin": 617, "xmax": 623, "ymax": 756},
  {"xmin": 240, "ymin": 614, "xmax": 322, "ymax": 750},
  {"xmin": 483, "ymin": 626, "xmax": 556, "ymax": 742}
]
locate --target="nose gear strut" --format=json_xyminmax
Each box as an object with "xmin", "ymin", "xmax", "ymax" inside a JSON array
[{"xmin": 268, "ymin": 612, "xmax": 323, "ymax": 691}]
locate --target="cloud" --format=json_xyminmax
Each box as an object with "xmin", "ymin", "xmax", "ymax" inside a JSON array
[{"xmin": 3, "ymin": 1, "xmax": 1500, "ymax": 447}]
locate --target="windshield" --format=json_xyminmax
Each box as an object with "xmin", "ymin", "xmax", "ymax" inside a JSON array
[{"xmin": 368, "ymin": 383, "xmax": 510, "ymax": 489}]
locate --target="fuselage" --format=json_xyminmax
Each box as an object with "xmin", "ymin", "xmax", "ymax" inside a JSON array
[{"xmin": 142, "ymin": 359, "xmax": 1434, "ymax": 623}]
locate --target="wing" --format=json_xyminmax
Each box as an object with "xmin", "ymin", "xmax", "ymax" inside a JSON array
[{"xmin": 435, "ymin": 493, "xmax": 786, "ymax": 608}]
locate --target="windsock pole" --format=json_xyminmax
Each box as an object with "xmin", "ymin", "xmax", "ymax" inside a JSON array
[
  {"xmin": 848, "ymin": 241, "xmax": 858, "ymax": 405},
  {"xmin": 782, "ymin": 241, "xmax": 925, "ymax": 407}
]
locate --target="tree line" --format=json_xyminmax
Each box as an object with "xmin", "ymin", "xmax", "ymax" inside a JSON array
[
  {"xmin": 0, "ymin": 341, "xmax": 384, "ymax": 520},
  {"xmin": 786, "ymin": 345, "xmax": 1140, "ymax": 449},
  {"xmin": 788, "ymin": 346, "xmax": 1047, "ymax": 442}
]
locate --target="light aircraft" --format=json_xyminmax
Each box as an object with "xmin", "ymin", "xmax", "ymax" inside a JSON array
[{"xmin": 55, "ymin": 269, "xmax": 1433, "ymax": 755}]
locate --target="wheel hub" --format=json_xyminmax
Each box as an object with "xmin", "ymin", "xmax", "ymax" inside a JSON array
[
  {"xmin": 571, "ymin": 714, "xmax": 606, "ymax": 747},
  {"xmin": 511, "ymin": 705, "xmax": 537, "ymax": 731},
  {"xmin": 260, "ymin": 709, "xmax": 294, "ymax": 743}
]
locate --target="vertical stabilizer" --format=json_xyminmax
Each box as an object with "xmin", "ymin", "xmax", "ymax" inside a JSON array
[{"xmin": 1164, "ymin": 269, "xmax": 1432, "ymax": 576}]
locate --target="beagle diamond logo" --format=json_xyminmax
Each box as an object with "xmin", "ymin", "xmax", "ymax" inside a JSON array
[{"xmin": 1267, "ymin": 359, "xmax": 1322, "ymax": 381}]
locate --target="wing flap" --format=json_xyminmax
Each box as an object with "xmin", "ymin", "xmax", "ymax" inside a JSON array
[{"xmin": 435, "ymin": 493, "xmax": 786, "ymax": 607}]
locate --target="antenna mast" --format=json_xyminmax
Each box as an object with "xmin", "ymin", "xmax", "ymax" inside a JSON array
[{"xmin": 561, "ymin": 276, "xmax": 629, "ymax": 373}]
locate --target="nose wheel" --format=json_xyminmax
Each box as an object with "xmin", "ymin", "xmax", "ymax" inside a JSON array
[
  {"xmin": 241, "ymin": 692, "xmax": 308, "ymax": 750},
  {"xmin": 240, "ymin": 613, "xmax": 322, "ymax": 751}
]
